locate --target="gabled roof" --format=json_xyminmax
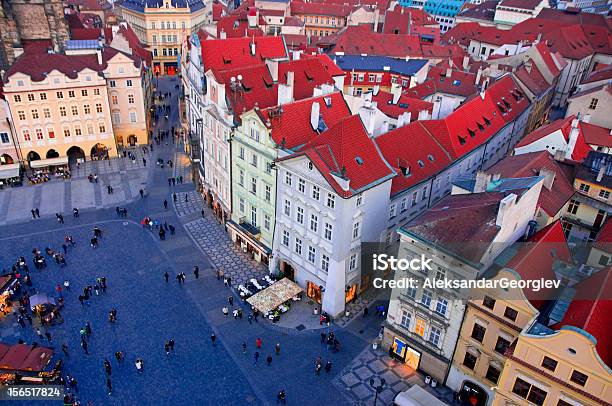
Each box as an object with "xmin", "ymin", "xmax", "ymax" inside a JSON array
[
  {"xmin": 333, "ymin": 54, "xmax": 428, "ymax": 76},
  {"xmin": 216, "ymin": 13, "xmax": 265, "ymax": 38},
  {"xmin": 309, "ymin": 54, "xmax": 345, "ymax": 77},
  {"xmin": 375, "ymin": 121, "xmax": 452, "ymax": 196},
  {"xmin": 405, "ymin": 65, "xmax": 481, "ymax": 98},
  {"xmin": 401, "ymin": 192, "xmax": 505, "ymax": 264},
  {"xmin": 290, "ymin": 1, "xmax": 353, "ymax": 17},
  {"xmin": 4, "ymin": 52, "xmax": 106, "ymax": 82},
  {"xmin": 582, "ymin": 64, "xmax": 612, "ymax": 85},
  {"xmin": 553, "ymin": 268, "xmax": 612, "ymax": 368},
  {"xmin": 507, "ymin": 220, "xmax": 572, "ymax": 309},
  {"xmin": 277, "ymin": 57, "xmax": 335, "ymax": 101},
  {"xmin": 516, "ymin": 115, "xmax": 592, "ymax": 162},
  {"xmin": 202, "ymin": 36, "xmax": 287, "ymax": 73},
  {"xmin": 568, "ymin": 83, "xmax": 612, "ymax": 101},
  {"xmin": 488, "ymin": 151, "xmax": 576, "ymax": 217},
  {"xmin": 281, "ymin": 115, "xmax": 395, "ymax": 198},
  {"xmin": 260, "ymin": 92, "xmax": 351, "ymax": 151},
  {"xmin": 371, "ymin": 90, "xmax": 433, "ymax": 120},
  {"xmin": 497, "ymin": 0, "xmax": 543, "ymax": 10},
  {"xmin": 456, "ymin": 0, "xmax": 497, "ymax": 22},
  {"xmin": 581, "ymin": 121, "xmax": 612, "ymax": 148},
  {"xmin": 594, "ymin": 218, "xmax": 612, "ymax": 253},
  {"xmin": 513, "ymin": 63, "xmax": 552, "ymax": 97},
  {"xmin": 383, "ymin": 5, "xmax": 439, "ymax": 35}
]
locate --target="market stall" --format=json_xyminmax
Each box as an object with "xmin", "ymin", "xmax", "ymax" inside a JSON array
[
  {"xmin": 246, "ymin": 278, "xmax": 302, "ymax": 319},
  {"xmin": 0, "ymin": 343, "xmax": 57, "ymax": 385},
  {"xmin": 29, "ymin": 294, "xmax": 58, "ymax": 324},
  {"xmin": 0, "ymin": 275, "xmax": 15, "ymax": 317},
  {"xmin": 28, "ymin": 157, "xmax": 70, "ymax": 183},
  {"xmin": 0, "ymin": 163, "xmax": 21, "ymax": 188}
]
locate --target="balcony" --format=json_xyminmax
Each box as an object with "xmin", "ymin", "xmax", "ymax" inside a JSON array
[{"xmin": 238, "ymin": 217, "xmax": 260, "ymax": 236}]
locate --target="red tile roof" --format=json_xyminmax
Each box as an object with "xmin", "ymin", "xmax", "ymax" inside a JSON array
[
  {"xmin": 218, "ymin": 64, "xmax": 277, "ymax": 122},
  {"xmin": 553, "ymin": 268, "xmax": 612, "ymax": 368},
  {"xmin": 277, "ymin": 57, "xmax": 335, "ymax": 101},
  {"xmin": 375, "ymin": 121, "xmax": 453, "ymax": 196},
  {"xmin": 533, "ymin": 41, "xmax": 565, "ymax": 78},
  {"xmin": 216, "ymin": 13, "xmax": 265, "ymax": 38},
  {"xmin": 116, "ymin": 24, "xmax": 152, "ymax": 67},
  {"xmin": 514, "ymin": 63, "xmax": 553, "ymax": 96},
  {"xmin": 488, "ymin": 151, "xmax": 576, "ymax": 217},
  {"xmin": 594, "ymin": 218, "xmax": 612, "ymax": 252},
  {"xmin": 537, "ymin": 7, "xmax": 611, "ymax": 28},
  {"xmin": 201, "ymin": 36, "xmax": 287, "ymax": 73},
  {"xmin": 283, "ymin": 115, "xmax": 395, "ymax": 197},
  {"xmin": 4, "ymin": 52, "xmax": 106, "ymax": 83},
  {"xmin": 581, "ymin": 121, "xmax": 612, "ymax": 148},
  {"xmin": 383, "ymin": 5, "xmax": 438, "ymax": 35},
  {"xmin": 290, "ymin": 1, "xmax": 353, "ymax": 17},
  {"xmin": 506, "ymin": 220, "xmax": 572, "ymax": 309},
  {"xmin": 498, "ymin": 0, "xmax": 543, "ymax": 10},
  {"xmin": 582, "ymin": 64, "xmax": 612, "ymax": 85},
  {"xmin": 310, "ymin": 54, "xmax": 345, "ymax": 77},
  {"xmin": 371, "ymin": 90, "xmax": 433, "ymax": 120},
  {"xmin": 212, "ymin": 1, "xmax": 227, "ymax": 21},
  {"xmin": 260, "ymin": 92, "xmax": 351, "ymax": 150},
  {"xmin": 516, "ymin": 116, "xmax": 592, "ymax": 162},
  {"xmin": 405, "ymin": 66, "xmax": 481, "ymax": 99}
]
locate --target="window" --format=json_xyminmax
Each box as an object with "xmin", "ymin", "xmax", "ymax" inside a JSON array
[
  {"xmin": 130, "ymin": 112, "xmax": 137, "ymax": 123},
  {"xmin": 94, "ymin": 88, "xmax": 100, "ymax": 96},
  {"xmin": 57, "ymin": 91, "xmax": 63, "ymax": 99},
  {"xmin": 265, "ymin": 161, "xmax": 272, "ymax": 174},
  {"xmin": 599, "ymin": 190, "xmax": 610, "ymax": 199},
  {"xmin": 250, "ymin": 154, "xmax": 257, "ymax": 167},
  {"xmin": 589, "ymin": 98, "xmax": 599, "ymax": 109},
  {"xmin": 35, "ymin": 128, "xmax": 43, "ymax": 140},
  {"xmin": 352, "ymin": 221, "xmax": 361, "ymax": 239},
  {"xmin": 296, "ymin": 207, "xmax": 304, "ymax": 224},
  {"xmin": 282, "ymin": 230, "xmax": 290, "ymax": 247},
  {"xmin": 112, "ymin": 95, "xmax": 118, "ymax": 105},
  {"xmin": 471, "ymin": 323, "xmax": 486, "ymax": 342},
  {"xmin": 422, "ymin": 186, "xmax": 428, "ymax": 200},
  {"xmin": 31, "ymin": 109, "xmax": 39, "ymax": 119},
  {"xmin": 87, "ymin": 123, "xmax": 94, "ymax": 135},
  {"xmin": 17, "ymin": 111, "xmax": 26, "ymax": 121},
  {"xmin": 324, "ymin": 223, "xmax": 333, "ymax": 240},
  {"xmin": 265, "ymin": 184, "xmax": 271, "ymax": 202},
  {"xmin": 239, "ymin": 198, "xmax": 245, "ymax": 214},
  {"xmin": 128, "ymin": 94, "xmax": 135, "ymax": 104},
  {"xmin": 285, "ymin": 172, "xmax": 292, "ymax": 186},
  {"xmin": 421, "ymin": 290, "xmax": 432, "ymax": 307},
  {"xmin": 284, "ymin": 199, "xmax": 291, "ymax": 216},
  {"xmin": 84, "ymin": 105, "xmax": 91, "ymax": 115},
  {"xmin": 71, "ymin": 106, "xmax": 78, "ymax": 116},
  {"xmin": 0, "ymin": 133, "xmax": 8, "ymax": 144},
  {"xmin": 435, "ymin": 298, "xmax": 448, "ymax": 316},
  {"xmin": 238, "ymin": 170, "xmax": 244, "ymax": 186},
  {"xmin": 389, "ymin": 204, "xmax": 397, "ymax": 219},
  {"xmin": 13, "ymin": 95, "xmax": 21, "ymax": 102},
  {"xmin": 298, "ymin": 178, "xmax": 305, "ymax": 193},
  {"xmin": 326, "ymin": 193, "xmax": 335, "ymax": 209},
  {"xmin": 570, "ymin": 370, "xmax": 588, "ymax": 386},
  {"xmin": 411, "ymin": 192, "xmax": 418, "ymax": 206},
  {"xmin": 294, "ymin": 238, "xmax": 303, "ymax": 255},
  {"xmin": 43, "ymin": 108, "xmax": 51, "ymax": 119},
  {"xmin": 482, "ymin": 295, "xmax": 496, "ymax": 310},
  {"xmin": 264, "ymin": 214, "xmax": 271, "ymax": 230},
  {"xmin": 109, "ymin": 80, "xmax": 116, "ymax": 88},
  {"xmin": 435, "ymin": 268, "xmax": 445, "ymax": 281},
  {"xmin": 81, "ymin": 89, "xmax": 88, "ymax": 97},
  {"xmin": 96, "ymin": 103, "xmax": 103, "ymax": 113},
  {"xmin": 512, "ymin": 378, "xmax": 547, "ymax": 405},
  {"xmin": 349, "ymin": 253, "xmax": 357, "ymax": 270},
  {"xmin": 99, "ymin": 123, "xmax": 106, "ymax": 133},
  {"xmin": 250, "ymin": 206, "xmax": 257, "ymax": 226},
  {"xmin": 63, "ymin": 128, "xmax": 70, "ymax": 137},
  {"xmin": 310, "ymin": 214, "xmax": 318, "ymax": 232},
  {"xmin": 46, "ymin": 129, "xmax": 54, "ymax": 139},
  {"xmin": 541, "ymin": 356, "xmax": 558, "ymax": 372},
  {"xmin": 463, "ymin": 352, "xmax": 477, "ymax": 370},
  {"xmin": 74, "ymin": 126, "xmax": 82, "ymax": 136},
  {"xmin": 126, "ymin": 80, "xmax": 133, "ymax": 87},
  {"xmin": 321, "ymin": 254, "xmax": 329, "ymax": 272},
  {"xmin": 112, "ymin": 113, "xmax": 120, "ymax": 124},
  {"xmin": 250, "ymin": 177, "xmax": 257, "ymax": 194},
  {"xmin": 579, "ymin": 183, "xmax": 590, "ymax": 192},
  {"xmin": 598, "ymin": 254, "xmax": 610, "ymax": 266},
  {"xmin": 356, "ymin": 195, "xmax": 363, "ymax": 207},
  {"xmin": 429, "ymin": 326, "xmax": 441, "ymax": 347},
  {"xmin": 308, "ymin": 246, "xmax": 316, "ymax": 263},
  {"xmin": 22, "ymin": 129, "xmax": 30, "ymax": 141},
  {"xmin": 494, "ymin": 336, "xmax": 510, "ymax": 355},
  {"xmin": 239, "ymin": 147, "xmax": 245, "ymax": 160},
  {"xmin": 504, "ymin": 306, "xmax": 518, "ymax": 321},
  {"xmin": 400, "ymin": 310, "xmax": 411, "ymax": 328},
  {"xmin": 68, "ymin": 90, "xmax": 75, "ymax": 98},
  {"xmin": 27, "ymin": 93, "xmax": 35, "ymax": 101},
  {"xmin": 312, "ymin": 185, "xmax": 320, "ymax": 200},
  {"xmin": 485, "ymin": 365, "xmax": 500, "ymax": 384},
  {"xmin": 414, "ymin": 319, "xmax": 426, "ymax": 337}
]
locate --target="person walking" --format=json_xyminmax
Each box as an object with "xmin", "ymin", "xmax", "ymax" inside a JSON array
[
  {"xmin": 85, "ymin": 322, "xmax": 92, "ymax": 337},
  {"xmin": 325, "ymin": 360, "xmax": 332, "ymax": 373},
  {"xmin": 106, "ymin": 377, "xmax": 112, "ymax": 395},
  {"xmin": 135, "ymin": 358, "xmax": 144, "ymax": 373},
  {"xmin": 242, "ymin": 342, "xmax": 247, "ymax": 354},
  {"xmin": 35, "ymin": 208, "xmax": 40, "ymax": 218},
  {"xmin": 168, "ymin": 339, "xmax": 175, "ymax": 352},
  {"xmin": 61, "ymin": 343, "xmax": 69, "ymax": 356},
  {"xmin": 210, "ymin": 333, "xmax": 216, "ymax": 347},
  {"xmin": 277, "ymin": 389, "xmax": 287, "ymax": 404},
  {"xmin": 139, "ymin": 189, "xmax": 144, "ymax": 199},
  {"xmin": 164, "ymin": 342, "xmax": 170, "ymax": 355},
  {"xmin": 104, "ymin": 359, "xmax": 112, "ymax": 375},
  {"xmin": 247, "ymin": 314, "xmax": 253, "ymax": 324},
  {"xmin": 222, "ymin": 306, "xmax": 229, "ymax": 317},
  {"xmin": 163, "ymin": 200, "xmax": 168, "ymax": 210},
  {"xmin": 173, "ymin": 193, "xmax": 177, "ymax": 203},
  {"xmin": 31, "ymin": 209, "xmax": 36, "ymax": 219},
  {"xmin": 266, "ymin": 355, "xmax": 273, "ymax": 366},
  {"xmin": 253, "ymin": 351, "xmax": 260, "ymax": 365},
  {"xmin": 275, "ymin": 343, "xmax": 281, "ymax": 356},
  {"xmin": 315, "ymin": 358, "xmax": 322, "ymax": 375},
  {"xmin": 193, "ymin": 266, "xmax": 199, "ymax": 279},
  {"xmin": 228, "ymin": 296, "xmax": 234, "ymax": 306},
  {"xmin": 73, "ymin": 208, "xmax": 79, "ymax": 218},
  {"xmin": 164, "ymin": 272, "xmax": 169, "ymax": 283},
  {"xmin": 115, "ymin": 351, "xmax": 124, "ymax": 362},
  {"xmin": 255, "ymin": 337, "xmax": 262, "ymax": 349},
  {"xmin": 320, "ymin": 332, "xmax": 326, "ymax": 344}
]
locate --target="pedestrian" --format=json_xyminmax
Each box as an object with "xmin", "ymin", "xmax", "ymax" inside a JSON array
[
  {"xmin": 193, "ymin": 266, "xmax": 199, "ymax": 279},
  {"xmin": 275, "ymin": 343, "xmax": 281, "ymax": 356},
  {"xmin": 168, "ymin": 178, "xmax": 172, "ymax": 187},
  {"xmin": 85, "ymin": 322, "xmax": 92, "ymax": 337},
  {"xmin": 222, "ymin": 306, "xmax": 228, "ymax": 317},
  {"xmin": 227, "ymin": 276, "xmax": 232, "ymax": 287},
  {"xmin": 210, "ymin": 333, "xmax": 216, "ymax": 346},
  {"xmin": 164, "ymin": 272, "xmax": 169, "ymax": 282},
  {"xmin": 173, "ymin": 193, "xmax": 177, "ymax": 202},
  {"xmin": 104, "ymin": 359, "xmax": 112, "ymax": 375},
  {"xmin": 135, "ymin": 358, "xmax": 144, "ymax": 373},
  {"xmin": 242, "ymin": 342, "xmax": 247, "ymax": 354},
  {"xmin": 73, "ymin": 208, "xmax": 79, "ymax": 218},
  {"xmin": 115, "ymin": 351, "xmax": 124, "ymax": 362},
  {"xmin": 139, "ymin": 189, "xmax": 144, "ymax": 198},
  {"xmin": 228, "ymin": 296, "xmax": 234, "ymax": 306},
  {"xmin": 255, "ymin": 337, "xmax": 262, "ymax": 349},
  {"xmin": 168, "ymin": 224, "xmax": 175, "ymax": 235},
  {"xmin": 35, "ymin": 208, "xmax": 40, "ymax": 218},
  {"xmin": 184, "ymin": 194, "xmax": 188, "ymax": 203},
  {"xmin": 277, "ymin": 389, "xmax": 287, "ymax": 404},
  {"xmin": 78, "ymin": 295, "xmax": 84, "ymax": 306},
  {"xmin": 31, "ymin": 209, "xmax": 36, "ymax": 219},
  {"xmin": 163, "ymin": 200, "xmax": 168, "ymax": 210},
  {"xmin": 164, "ymin": 342, "xmax": 170, "ymax": 355},
  {"xmin": 232, "ymin": 309, "xmax": 238, "ymax": 319},
  {"xmin": 325, "ymin": 360, "xmax": 332, "ymax": 373},
  {"xmin": 81, "ymin": 339, "xmax": 88, "ymax": 354},
  {"xmin": 253, "ymin": 351, "xmax": 259, "ymax": 365},
  {"xmin": 159, "ymin": 228, "xmax": 166, "ymax": 240},
  {"xmin": 106, "ymin": 377, "xmax": 112, "ymax": 395},
  {"xmin": 176, "ymin": 274, "xmax": 182, "ymax": 284},
  {"xmin": 315, "ymin": 358, "xmax": 322, "ymax": 375},
  {"xmin": 363, "ymin": 307, "xmax": 369, "ymax": 317},
  {"xmin": 266, "ymin": 354, "xmax": 273, "ymax": 366},
  {"xmin": 61, "ymin": 343, "xmax": 69, "ymax": 356},
  {"xmin": 62, "ymin": 243, "xmax": 68, "ymax": 254},
  {"xmin": 69, "ymin": 376, "xmax": 78, "ymax": 392},
  {"xmin": 143, "ymin": 158, "xmax": 147, "ymax": 166},
  {"xmin": 168, "ymin": 339, "xmax": 175, "ymax": 352},
  {"xmin": 36, "ymin": 329, "xmax": 44, "ymax": 340},
  {"xmin": 320, "ymin": 332, "xmax": 326, "ymax": 344},
  {"xmin": 201, "ymin": 209, "xmax": 205, "ymax": 218}
]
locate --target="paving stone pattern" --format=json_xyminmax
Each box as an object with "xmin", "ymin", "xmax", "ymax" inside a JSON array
[{"xmin": 173, "ymin": 190, "xmax": 205, "ymax": 217}]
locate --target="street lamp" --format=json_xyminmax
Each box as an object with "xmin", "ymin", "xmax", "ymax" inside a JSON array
[{"xmin": 369, "ymin": 377, "xmax": 386, "ymax": 406}]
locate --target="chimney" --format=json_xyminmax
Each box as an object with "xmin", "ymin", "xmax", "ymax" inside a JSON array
[
  {"xmin": 310, "ymin": 102, "xmax": 320, "ymax": 131},
  {"xmin": 96, "ymin": 48, "xmax": 103, "ymax": 65},
  {"xmin": 291, "ymin": 50, "xmax": 301, "ymax": 60},
  {"xmin": 418, "ymin": 109, "xmax": 430, "ymax": 121},
  {"xmin": 553, "ymin": 149, "xmax": 565, "ymax": 162},
  {"xmin": 538, "ymin": 168, "xmax": 556, "ymax": 190},
  {"xmin": 524, "ymin": 59, "xmax": 532, "ymax": 74},
  {"xmin": 266, "ymin": 59, "xmax": 279, "ymax": 82},
  {"xmin": 247, "ymin": 8, "xmax": 258, "ymax": 28},
  {"xmin": 462, "ymin": 56, "xmax": 469, "ymax": 71},
  {"xmin": 397, "ymin": 112, "xmax": 411, "ymax": 128},
  {"xmin": 250, "ymin": 40, "xmax": 256, "ymax": 56},
  {"xmin": 358, "ymin": 105, "xmax": 377, "ymax": 135},
  {"xmin": 445, "ymin": 67, "xmax": 452, "ymax": 78},
  {"xmin": 475, "ymin": 67, "xmax": 483, "ymax": 85},
  {"xmin": 277, "ymin": 71, "xmax": 294, "ymax": 104},
  {"xmin": 373, "ymin": 85, "xmax": 380, "ymax": 95},
  {"xmin": 496, "ymin": 193, "xmax": 517, "ymax": 227},
  {"xmin": 374, "ymin": 7, "xmax": 380, "ymax": 32},
  {"xmin": 390, "ymin": 83, "xmax": 402, "ymax": 104},
  {"xmin": 566, "ymin": 118, "xmax": 580, "ymax": 159},
  {"xmin": 220, "ymin": 29, "xmax": 227, "ymax": 39},
  {"xmin": 582, "ymin": 114, "xmax": 591, "ymax": 123},
  {"xmin": 474, "ymin": 171, "xmax": 491, "ymax": 193},
  {"xmin": 597, "ymin": 166, "xmax": 605, "ymax": 183}
]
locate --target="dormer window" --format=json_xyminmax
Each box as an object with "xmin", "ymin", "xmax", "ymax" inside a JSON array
[
  {"xmin": 483, "ymin": 117, "xmax": 491, "ymax": 126},
  {"xmin": 467, "ymin": 128, "xmax": 476, "ymax": 138},
  {"xmin": 458, "ymin": 135, "xmax": 466, "ymax": 145},
  {"xmin": 399, "ymin": 165, "xmax": 410, "ymax": 176},
  {"xmin": 417, "ymin": 160, "xmax": 424, "ymax": 168},
  {"xmin": 427, "ymin": 154, "xmax": 434, "ymax": 162},
  {"xmin": 502, "ymin": 99, "xmax": 511, "ymax": 109},
  {"xmin": 477, "ymin": 122, "xmax": 484, "ymax": 131},
  {"xmin": 355, "ymin": 157, "xmax": 364, "ymax": 165}
]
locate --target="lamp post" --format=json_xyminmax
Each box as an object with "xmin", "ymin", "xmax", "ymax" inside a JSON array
[{"xmin": 369, "ymin": 377, "xmax": 386, "ymax": 406}]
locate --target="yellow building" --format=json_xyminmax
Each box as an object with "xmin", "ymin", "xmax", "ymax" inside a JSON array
[
  {"xmin": 493, "ymin": 269, "xmax": 612, "ymax": 406},
  {"xmin": 3, "ymin": 51, "xmax": 118, "ymax": 170},
  {"xmin": 115, "ymin": 0, "xmax": 208, "ymax": 75}
]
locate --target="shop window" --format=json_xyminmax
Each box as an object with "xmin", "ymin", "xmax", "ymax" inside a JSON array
[
  {"xmin": 511, "ymin": 378, "xmax": 547, "ymax": 405},
  {"xmin": 462, "ymin": 352, "xmax": 477, "ymax": 370},
  {"xmin": 414, "ymin": 318, "xmax": 425, "ymax": 337},
  {"xmin": 485, "ymin": 365, "xmax": 500, "ymax": 384}
]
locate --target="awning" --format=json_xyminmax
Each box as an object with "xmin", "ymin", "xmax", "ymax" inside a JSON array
[
  {"xmin": 227, "ymin": 220, "xmax": 271, "ymax": 254},
  {"xmin": 29, "ymin": 293, "xmax": 56, "ymax": 308},
  {"xmin": 29, "ymin": 157, "xmax": 69, "ymax": 169},
  {"xmin": 0, "ymin": 343, "xmax": 53, "ymax": 372},
  {"xmin": 247, "ymin": 278, "xmax": 303, "ymax": 314},
  {"xmin": 0, "ymin": 163, "xmax": 20, "ymax": 179},
  {"xmin": 393, "ymin": 385, "xmax": 450, "ymax": 406}
]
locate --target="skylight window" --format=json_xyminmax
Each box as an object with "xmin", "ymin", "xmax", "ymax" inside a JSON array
[
  {"xmin": 427, "ymin": 155, "xmax": 434, "ymax": 161},
  {"xmin": 355, "ymin": 157, "xmax": 364, "ymax": 165},
  {"xmin": 468, "ymin": 128, "xmax": 476, "ymax": 138},
  {"xmin": 452, "ymin": 80, "xmax": 461, "ymax": 86},
  {"xmin": 417, "ymin": 160, "xmax": 424, "ymax": 168},
  {"xmin": 458, "ymin": 135, "xmax": 466, "ymax": 145}
]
